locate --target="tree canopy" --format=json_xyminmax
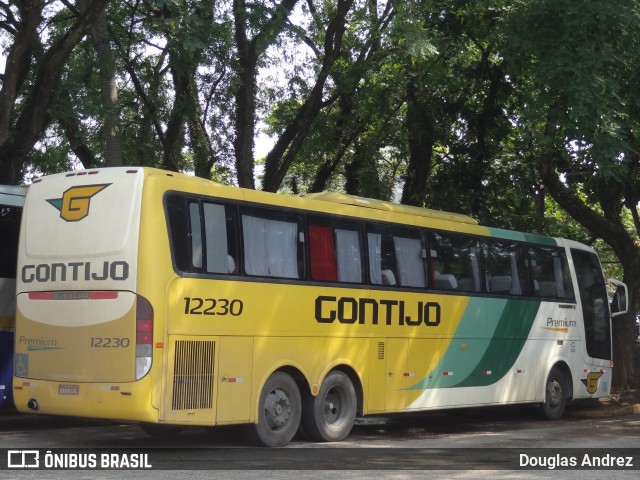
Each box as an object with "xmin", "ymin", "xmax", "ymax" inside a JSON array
[{"xmin": 1, "ymin": 0, "xmax": 639, "ymax": 386}]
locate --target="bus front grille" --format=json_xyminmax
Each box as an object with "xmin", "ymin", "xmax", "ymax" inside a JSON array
[{"xmin": 171, "ymin": 340, "xmax": 215, "ymax": 410}]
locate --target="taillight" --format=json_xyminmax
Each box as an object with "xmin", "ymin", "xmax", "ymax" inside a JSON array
[{"xmin": 136, "ymin": 296, "xmax": 153, "ymax": 380}]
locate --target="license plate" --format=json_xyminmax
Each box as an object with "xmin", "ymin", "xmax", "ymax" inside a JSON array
[{"xmin": 58, "ymin": 384, "xmax": 80, "ymax": 395}]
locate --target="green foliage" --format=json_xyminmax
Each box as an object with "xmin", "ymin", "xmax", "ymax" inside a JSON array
[
  {"xmin": 3, "ymin": 0, "xmax": 640, "ymax": 385},
  {"xmin": 504, "ymin": 0, "xmax": 640, "ymax": 175},
  {"xmin": 1, "ymin": 0, "xmax": 639, "ymax": 251}
]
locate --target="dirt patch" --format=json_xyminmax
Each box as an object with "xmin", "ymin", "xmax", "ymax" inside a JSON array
[
  {"xmin": 569, "ymin": 389, "xmax": 640, "ymax": 416},
  {"xmin": 600, "ymin": 389, "xmax": 640, "ymax": 409}
]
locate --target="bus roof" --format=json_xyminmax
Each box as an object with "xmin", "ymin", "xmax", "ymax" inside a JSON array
[
  {"xmin": 304, "ymin": 192, "xmax": 479, "ymax": 226},
  {"xmin": 31, "ymin": 167, "xmax": 573, "ymax": 247},
  {"xmin": 0, "ymin": 185, "xmax": 27, "ymax": 195},
  {"xmin": 0, "ymin": 184, "xmax": 27, "ymax": 206}
]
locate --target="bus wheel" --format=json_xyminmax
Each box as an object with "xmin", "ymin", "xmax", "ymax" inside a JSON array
[
  {"xmin": 302, "ymin": 370, "xmax": 357, "ymax": 442},
  {"xmin": 540, "ymin": 366, "xmax": 567, "ymax": 420},
  {"xmin": 246, "ymin": 372, "xmax": 301, "ymax": 447}
]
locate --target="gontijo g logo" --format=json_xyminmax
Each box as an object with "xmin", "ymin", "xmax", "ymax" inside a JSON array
[
  {"xmin": 47, "ymin": 184, "xmax": 110, "ymax": 222},
  {"xmin": 581, "ymin": 371, "xmax": 604, "ymax": 394}
]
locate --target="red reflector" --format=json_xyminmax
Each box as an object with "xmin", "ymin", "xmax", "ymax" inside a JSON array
[
  {"xmin": 136, "ymin": 295, "xmax": 154, "ymax": 347},
  {"xmin": 137, "ymin": 319, "xmax": 153, "ymax": 331},
  {"xmin": 136, "ymin": 332, "xmax": 152, "ymax": 344},
  {"xmin": 29, "ymin": 292, "xmax": 53, "ymax": 300},
  {"xmin": 90, "ymin": 291, "xmax": 118, "ymax": 300}
]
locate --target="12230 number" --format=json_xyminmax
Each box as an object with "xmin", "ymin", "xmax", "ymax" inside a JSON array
[{"xmin": 183, "ymin": 297, "xmax": 244, "ymax": 316}]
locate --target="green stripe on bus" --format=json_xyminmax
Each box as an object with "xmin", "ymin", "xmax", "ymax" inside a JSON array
[
  {"xmin": 487, "ymin": 227, "xmax": 557, "ymax": 246},
  {"xmin": 452, "ymin": 298, "xmax": 540, "ymax": 388},
  {"xmin": 407, "ymin": 298, "xmax": 541, "ymax": 390}
]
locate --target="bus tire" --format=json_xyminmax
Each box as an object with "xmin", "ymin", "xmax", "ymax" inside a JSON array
[
  {"xmin": 540, "ymin": 366, "xmax": 567, "ymax": 420},
  {"xmin": 302, "ymin": 370, "xmax": 357, "ymax": 442},
  {"xmin": 246, "ymin": 372, "xmax": 301, "ymax": 447}
]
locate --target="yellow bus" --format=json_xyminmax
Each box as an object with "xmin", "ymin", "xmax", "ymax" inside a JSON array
[
  {"xmin": 13, "ymin": 167, "xmax": 626, "ymax": 446},
  {"xmin": 0, "ymin": 185, "xmax": 26, "ymax": 408}
]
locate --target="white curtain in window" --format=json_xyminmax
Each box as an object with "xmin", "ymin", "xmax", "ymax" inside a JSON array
[
  {"xmin": 393, "ymin": 236, "xmax": 425, "ymax": 287},
  {"xmin": 242, "ymin": 215, "xmax": 299, "ymax": 278},
  {"xmin": 189, "ymin": 203, "xmax": 202, "ymax": 269},
  {"xmin": 335, "ymin": 229, "xmax": 362, "ymax": 283},
  {"xmin": 267, "ymin": 219, "xmax": 299, "ymax": 278},
  {"xmin": 367, "ymin": 233, "xmax": 382, "ymax": 284},
  {"xmin": 243, "ymin": 215, "xmax": 268, "ymax": 275},
  {"xmin": 203, "ymin": 203, "xmax": 229, "ymax": 273}
]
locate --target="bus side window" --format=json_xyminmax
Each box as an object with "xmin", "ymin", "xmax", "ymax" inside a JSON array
[
  {"xmin": 308, "ymin": 218, "xmax": 363, "ymax": 284},
  {"xmin": 165, "ymin": 195, "xmax": 191, "ymax": 272},
  {"xmin": 202, "ymin": 203, "xmax": 238, "ymax": 274},
  {"xmin": 528, "ymin": 246, "xmax": 574, "ymax": 300},
  {"xmin": 172, "ymin": 199, "xmax": 239, "ymax": 275},
  {"xmin": 335, "ymin": 229, "xmax": 363, "ymax": 283},
  {"xmin": 572, "ymin": 249, "xmax": 610, "ymax": 360},
  {"xmin": 392, "ymin": 234, "xmax": 426, "ymax": 287},
  {"xmin": 242, "ymin": 209, "xmax": 304, "ymax": 279},
  {"xmin": 0, "ymin": 206, "xmax": 20, "ymax": 279},
  {"xmin": 309, "ymin": 225, "xmax": 338, "ymax": 281},
  {"xmin": 367, "ymin": 224, "xmax": 426, "ymax": 288},
  {"xmin": 430, "ymin": 232, "xmax": 481, "ymax": 293},
  {"xmin": 189, "ymin": 202, "xmax": 203, "ymax": 270},
  {"xmin": 483, "ymin": 240, "xmax": 528, "ymax": 296},
  {"xmin": 367, "ymin": 228, "xmax": 396, "ymax": 286}
]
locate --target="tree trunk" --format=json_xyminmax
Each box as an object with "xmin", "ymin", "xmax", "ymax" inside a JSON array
[
  {"xmin": 400, "ymin": 77, "xmax": 435, "ymax": 206},
  {"xmin": 57, "ymin": 89, "xmax": 98, "ymax": 169},
  {"xmin": 261, "ymin": 0, "xmax": 353, "ymax": 193},
  {"xmin": 90, "ymin": 7, "xmax": 123, "ymax": 166},
  {"xmin": 0, "ymin": 0, "xmax": 110, "ymax": 184},
  {"xmin": 0, "ymin": 1, "xmax": 45, "ymax": 145},
  {"xmin": 538, "ymin": 138, "xmax": 640, "ymax": 389},
  {"xmin": 233, "ymin": 52, "xmax": 257, "ymax": 188},
  {"xmin": 232, "ymin": 0, "xmax": 301, "ymax": 189}
]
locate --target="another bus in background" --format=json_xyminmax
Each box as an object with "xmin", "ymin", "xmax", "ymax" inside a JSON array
[{"xmin": 0, "ymin": 185, "xmax": 25, "ymax": 408}]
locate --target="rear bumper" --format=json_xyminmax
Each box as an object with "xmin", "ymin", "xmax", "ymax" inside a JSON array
[{"xmin": 13, "ymin": 376, "xmax": 157, "ymax": 423}]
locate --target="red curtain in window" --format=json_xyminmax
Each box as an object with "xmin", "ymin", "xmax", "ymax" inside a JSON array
[{"xmin": 309, "ymin": 225, "xmax": 338, "ymax": 281}]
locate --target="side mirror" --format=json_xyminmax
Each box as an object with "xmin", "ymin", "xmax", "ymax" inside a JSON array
[{"xmin": 607, "ymin": 279, "xmax": 628, "ymax": 317}]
